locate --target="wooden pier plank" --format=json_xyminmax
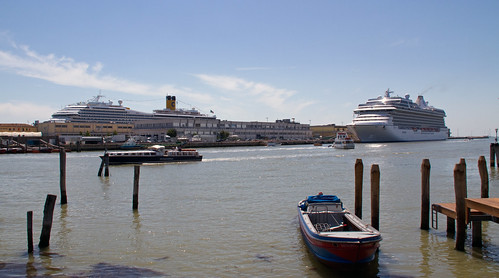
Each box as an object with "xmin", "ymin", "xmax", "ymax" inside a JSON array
[
  {"xmin": 432, "ymin": 203, "xmax": 488, "ymax": 221},
  {"xmin": 432, "ymin": 203, "xmax": 457, "ymax": 219},
  {"xmin": 465, "ymin": 198, "xmax": 499, "ymax": 218}
]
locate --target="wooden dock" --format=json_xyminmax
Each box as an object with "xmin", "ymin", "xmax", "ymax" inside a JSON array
[
  {"xmin": 432, "ymin": 202, "xmax": 492, "ymax": 223},
  {"xmin": 465, "ymin": 198, "xmax": 499, "ymax": 219},
  {"xmin": 432, "ymin": 201, "xmax": 498, "ymax": 229},
  {"xmin": 428, "ymin": 154, "xmax": 498, "ymax": 250}
]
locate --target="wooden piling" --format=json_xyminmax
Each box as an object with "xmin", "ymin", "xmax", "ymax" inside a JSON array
[
  {"xmin": 491, "ymin": 143, "xmax": 498, "ymax": 167},
  {"xmin": 60, "ymin": 148, "xmax": 67, "ymax": 205},
  {"xmin": 453, "ymin": 159, "xmax": 467, "ymax": 251},
  {"xmin": 472, "ymin": 221, "xmax": 482, "ymax": 247},
  {"xmin": 133, "ymin": 165, "xmax": 140, "ymax": 210},
  {"xmin": 420, "ymin": 159, "xmax": 431, "ymax": 230},
  {"xmin": 496, "ymin": 144, "xmax": 499, "ymax": 167},
  {"xmin": 98, "ymin": 153, "xmax": 110, "ymax": 177},
  {"xmin": 446, "ymin": 217, "xmax": 455, "ymax": 237},
  {"xmin": 478, "ymin": 156, "xmax": 489, "ymax": 198},
  {"xmin": 371, "ymin": 164, "xmax": 380, "ymax": 231},
  {"xmin": 27, "ymin": 211, "xmax": 33, "ymax": 253},
  {"xmin": 38, "ymin": 194, "xmax": 57, "ymax": 249},
  {"xmin": 355, "ymin": 158, "xmax": 363, "ymax": 219},
  {"xmin": 104, "ymin": 153, "xmax": 110, "ymax": 177},
  {"xmin": 98, "ymin": 158, "xmax": 104, "ymax": 176}
]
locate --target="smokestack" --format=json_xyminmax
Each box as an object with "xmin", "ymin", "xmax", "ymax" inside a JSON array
[{"xmin": 166, "ymin": 96, "xmax": 176, "ymax": 110}]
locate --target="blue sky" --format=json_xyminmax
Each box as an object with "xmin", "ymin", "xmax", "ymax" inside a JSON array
[{"xmin": 0, "ymin": 1, "xmax": 498, "ymax": 136}]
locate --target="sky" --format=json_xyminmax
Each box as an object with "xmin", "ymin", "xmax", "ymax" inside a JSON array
[{"xmin": 0, "ymin": 1, "xmax": 498, "ymax": 136}]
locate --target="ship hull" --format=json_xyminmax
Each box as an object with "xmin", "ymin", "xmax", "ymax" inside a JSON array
[{"xmin": 348, "ymin": 124, "xmax": 448, "ymax": 143}]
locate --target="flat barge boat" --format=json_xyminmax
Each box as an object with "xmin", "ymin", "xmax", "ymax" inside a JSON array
[{"xmin": 100, "ymin": 145, "xmax": 202, "ymax": 165}]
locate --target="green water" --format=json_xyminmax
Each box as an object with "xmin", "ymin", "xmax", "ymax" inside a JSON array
[{"xmin": 1, "ymin": 139, "xmax": 498, "ymax": 277}]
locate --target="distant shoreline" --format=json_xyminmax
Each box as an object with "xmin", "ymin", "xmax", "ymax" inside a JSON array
[{"xmin": 448, "ymin": 136, "xmax": 490, "ymax": 140}]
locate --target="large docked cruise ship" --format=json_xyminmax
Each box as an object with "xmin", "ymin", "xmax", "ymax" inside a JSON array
[
  {"xmin": 50, "ymin": 95, "xmax": 215, "ymax": 123},
  {"xmin": 347, "ymin": 89, "xmax": 448, "ymax": 142}
]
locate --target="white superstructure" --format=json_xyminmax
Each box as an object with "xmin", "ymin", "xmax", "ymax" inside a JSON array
[
  {"xmin": 50, "ymin": 95, "xmax": 214, "ymax": 123},
  {"xmin": 347, "ymin": 89, "xmax": 448, "ymax": 142}
]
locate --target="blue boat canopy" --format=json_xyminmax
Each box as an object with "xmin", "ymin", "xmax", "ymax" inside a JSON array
[
  {"xmin": 306, "ymin": 193, "xmax": 341, "ymax": 203},
  {"xmin": 299, "ymin": 193, "xmax": 343, "ymax": 211}
]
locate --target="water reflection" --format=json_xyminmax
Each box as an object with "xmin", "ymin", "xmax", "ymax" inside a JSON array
[
  {"xmin": 2, "ymin": 141, "xmax": 499, "ymax": 276},
  {"xmin": 419, "ymin": 229, "xmax": 434, "ymax": 277},
  {"xmin": 25, "ymin": 254, "xmax": 37, "ymax": 278},
  {"xmin": 57, "ymin": 205, "xmax": 70, "ymax": 251},
  {"xmin": 131, "ymin": 210, "xmax": 142, "ymax": 250},
  {"xmin": 489, "ymin": 166, "xmax": 499, "ymax": 182}
]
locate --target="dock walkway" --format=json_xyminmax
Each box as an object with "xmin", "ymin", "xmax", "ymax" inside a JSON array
[
  {"xmin": 465, "ymin": 198, "xmax": 499, "ymax": 219},
  {"xmin": 432, "ymin": 200, "xmax": 497, "ymax": 228},
  {"xmin": 432, "ymin": 198, "xmax": 499, "ymax": 246}
]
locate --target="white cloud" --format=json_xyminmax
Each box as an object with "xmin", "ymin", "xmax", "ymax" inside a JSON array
[
  {"xmin": 194, "ymin": 74, "xmax": 251, "ymax": 92},
  {"xmin": 0, "ymin": 40, "xmax": 317, "ymax": 124},
  {"xmin": 0, "ymin": 43, "xmax": 162, "ymax": 96},
  {"xmin": 193, "ymin": 74, "xmax": 314, "ymax": 113},
  {"xmin": 0, "ymin": 102, "xmax": 54, "ymax": 123}
]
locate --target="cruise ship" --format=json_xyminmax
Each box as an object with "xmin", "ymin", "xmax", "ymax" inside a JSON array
[
  {"xmin": 347, "ymin": 89, "xmax": 448, "ymax": 143},
  {"xmin": 50, "ymin": 95, "xmax": 215, "ymax": 123}
]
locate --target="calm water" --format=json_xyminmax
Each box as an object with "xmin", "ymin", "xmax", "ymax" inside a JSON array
[{"xmin": 1, "ymin": 139, "xmax": 499, "ymax": 277}]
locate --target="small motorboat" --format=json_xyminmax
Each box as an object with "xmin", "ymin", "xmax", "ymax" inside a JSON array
[
  {"xmin": 100, "ymin": 145, "xmax": 202, "ymax": 165},
  {"xmin": 298, "ymin": 193, "xmax": 381, "ymax": 264},
  {"xmin": 120, "ymin": 138, "xmax": 144, "ymax": 150},
  {"xmin": 333, "ymin": 132, "xmax": 355, "ymax": 149}
]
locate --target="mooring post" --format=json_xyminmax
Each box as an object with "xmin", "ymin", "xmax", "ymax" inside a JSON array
[
  {"xmin": 491, "ymin": 143, "xmax": 497, "ymax": 167},
  {"xmin": 371, "ymin": 164, "xmax": 380, "ymax": 231},
  {"xmin": 470, "ymin": 156, "xmax": 488, "ymax": 247},
  {"xmin": 38, "ymin": 194, "xmax": 57, "ymax": 249},
  {"xmin": 478, "ymin": 156, "xmax": 489, "ymax": 198},
  {"xmin": 104, "ymin": 153, "xmax": 110, "ymax": 177},
  {"xmin": 472, "ymin": 221, "xmax": 482, "ymax": 247},
  {"xmin": 133, "ymin": 165, "xmax": 140, "ymax": 210},
  {"xmin": 421, "ymin": 159, "xmax": 431, "ymax": 230},
  {"xmin": 446, "ymin": 217, "xmax": 455, "ymax": 238},
  {"xmin": 98, "ymin": 152, "xmax": 110, "ymax": 177},
  {"xmin": 60, "ymin": 148, "xmax": 67, "ymax": 205},
  {"xmin": 496, "ymin": 144, "xmax": 499, "ymax": 167},
  {"xmin": 453, "ymin": 159, "xmax": 467, "ymax": 251},
  {"xmin": 355, "ymin": 158, "xmax": 363, "ymax": 219},
  {"xmin": 98, "ymin": 160, "xmax": 104, "ymax": 176},
  {"xmin": 27, "ymin": 211, "xmax": 33, "ymax": 253}
]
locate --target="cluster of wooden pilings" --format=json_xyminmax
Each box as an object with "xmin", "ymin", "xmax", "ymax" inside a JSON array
[
  {"xmin": 353, "ymin": 159, "xmax": 380, "ymax": 230},
  {"xmin": 421, "ymin": 145, "xmax": 498, "ymax": 251},
  {"xmin": 27, "ymin": 149, "xmax": 141, "ymax": 253},
  {"xmin": 27, "ymin": 149, "xmax": 68, "ymax": 252}
]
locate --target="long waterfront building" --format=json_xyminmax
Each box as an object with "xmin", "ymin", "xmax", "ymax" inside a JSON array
[{"xmin": 38, "ymin": 95, "xmax": 312, "ymax": 141}]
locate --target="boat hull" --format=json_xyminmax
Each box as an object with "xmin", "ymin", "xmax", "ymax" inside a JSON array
[
  {"xmin": 333, "ymin": 142, "xmax": 355, "ymax": 149},
  {"xmin": 100, "ymin": 155, "xmax": 202, "ymax": 165},
  {"xmin": 348, "ymin": 124, "xmax": 448, "ymax": 143},
  {"xmin": 297, "ymin": 206, "xmax": 380, "ymax": 264}
]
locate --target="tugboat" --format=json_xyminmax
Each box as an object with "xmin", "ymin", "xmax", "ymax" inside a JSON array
[
  {"xmin": 333, "ymin": 132, "xmax": 355, "ymax": 149},
  {"xmin": 100, "ymin": 145, "xmax": 202, "ymax": 165},
  {"xmin": 119, "ymin": 138, "xmax": 144, "ymax": 150}
]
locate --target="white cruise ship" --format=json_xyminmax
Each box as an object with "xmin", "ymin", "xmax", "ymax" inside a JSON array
[
  {"xmin": 50, "ymin": 95, "xmax": 215, "ymax": 123},
  {"xmin": 347, "ymin": 89, "xmax": 448, "ymax": 143}
]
